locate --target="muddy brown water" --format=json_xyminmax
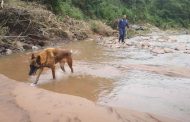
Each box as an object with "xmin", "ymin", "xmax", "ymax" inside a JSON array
[{"xmin": 0, "ymin": 39, "xmax": 190, "ymax": 122}]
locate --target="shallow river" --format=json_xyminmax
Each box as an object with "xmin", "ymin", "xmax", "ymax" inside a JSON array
[{"xmin": 0, "ymin": 38, "xmax": 190, "ymax": 122}]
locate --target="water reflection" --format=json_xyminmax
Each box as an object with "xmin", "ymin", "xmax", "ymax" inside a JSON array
[
  {"xmin": 0, "ymin": 54, "xmax": 29, "ymax": 81},
  {"xmin": 40, "ymin": 75, "xmax": 114, "ymax": 101}
]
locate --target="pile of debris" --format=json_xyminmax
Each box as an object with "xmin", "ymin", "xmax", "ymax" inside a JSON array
[{"xmin": 0, "ymin": 3, "xmax": 91, "ymax": 55}]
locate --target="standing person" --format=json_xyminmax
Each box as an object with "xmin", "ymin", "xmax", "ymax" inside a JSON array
[{"xmin": 118, "ymin": 15, "xmax": 129, "ymax": 43}]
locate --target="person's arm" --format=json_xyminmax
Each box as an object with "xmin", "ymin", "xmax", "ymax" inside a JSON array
[
  {"xmin": 118, "ymin": 19, "xmax": 121, "ymax": 29},
  {"xmin": 126, "ymin": 24, "xmax": 129, "ymax": 28},
  {"xmin": 126, "ymin": 20, "xmax": 129, "ymax": 28}
]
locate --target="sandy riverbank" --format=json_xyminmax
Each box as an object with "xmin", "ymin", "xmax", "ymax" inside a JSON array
[{"xmin": 0, "ymin": 74, "xmax": 179, "ymax": 122}]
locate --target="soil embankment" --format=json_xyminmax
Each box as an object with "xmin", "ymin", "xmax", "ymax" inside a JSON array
[
  {"xmin": 0, "ymin": 1, "xmax": 116, "ymax": 56},
  {"xmin": 0, "ymin": 1, "xmax": 92, "ymax": 55}
]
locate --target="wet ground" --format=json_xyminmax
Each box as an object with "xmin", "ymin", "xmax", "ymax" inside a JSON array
[{"xmin": 0, "ymin": 35, "xmax": 190, "ymax": 122}]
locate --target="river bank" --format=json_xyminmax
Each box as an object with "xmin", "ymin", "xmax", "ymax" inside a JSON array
[
  {"xmin": 0, "ymin": 74, "xmax": 178, "ymax": 122},
  {"xmin": 0, "ymin": 33, "xmax": 190, "ymax": 122}
]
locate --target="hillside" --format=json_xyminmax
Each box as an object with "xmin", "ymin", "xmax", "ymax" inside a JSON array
[
  {"xmin": 0, "ymin": 0, "xmax": 114, "ymax": 55},
  {"xmin": 29, "ymin": 0, "xmax": 190, "ymax": 28}
]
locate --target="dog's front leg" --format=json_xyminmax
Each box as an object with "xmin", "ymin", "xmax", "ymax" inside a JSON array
[
  {"xmin": 51, "ymin": 66, "xmax": 56, "ymax": 79},
  {"xmin": 34, "ymin": 68, "xmax": 44, "ymax": 84}
]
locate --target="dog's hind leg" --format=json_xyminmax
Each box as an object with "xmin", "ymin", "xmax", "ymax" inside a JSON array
[
  {"xmin": 59, "ymin": 60, "xmax": 66, "ymax": 72},
  {"xmin": 34, "ymin": 68, "xmax": 44, "ymax": 84},
  {"xmin": 67, "ymin": 56, "xmax": 74, "ymax": 73}
]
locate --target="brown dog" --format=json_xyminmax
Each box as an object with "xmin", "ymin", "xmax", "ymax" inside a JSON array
[{"xmin": 29, "ymin": 48, "xmax": 73, "ymax": 84}]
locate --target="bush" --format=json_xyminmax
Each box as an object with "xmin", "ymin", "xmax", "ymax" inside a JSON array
[
  {"xmin": 23, "ymin": 0, "xmax": 190, "ymax": 29},
  {"xmin": 98, "ymin": 3, "xmax": 123, "ymax": 21},
  {"xmin": 53, "ymin": 1, "xmax": 84, "ymax": 19},
  {"xmin": 90, "ymin": 20, "xmax": 114, "ymax": 36}
]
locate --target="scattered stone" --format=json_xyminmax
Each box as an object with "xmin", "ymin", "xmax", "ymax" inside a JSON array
[
  {"xmin": 115, "ymin": 45, "xmax": 121, "ymax": 48},
  {"xmin": 184, "ymin": 50, "xmax": 190, "ymax": 54},
  {"xmin": 141, "ymin": 42, "xmax": 151, "ymax": 48},
  {"xmin": 158, "ymin": 39, "xmax": 166, "ymax": 42},
  {"xmin": 0, "ymin": 47, "xmax": 6, "ymax": 54},
  {"xmin": 151, "ymin": 47, "xmax": 165, "ymax": 54},
  {"xmin": 18, "ymin": 47, "xmax": 25, "ymax": 52},
  {"xmin": 141, "ymin": 36, "xmax": 150, "ymax": 40},
  {"xmin": 131, "ymin": 24, "xmax": 145, "ymax": 31},
  {"xmin": 32, "ymin": 46, "xmax": 39, "ymax": 51},
  {"xmin": 136, "ymin": 41, "xmax": 150, "ymax": 49},
  {"xmin": 164, "ymin": 48, "xmax": 175, "ymax": 53},
  {"xmin": 107, "ymin": 41, "xmax": 113, "ymax": 44},
  {"xmin": 23, "ymin": 44, "xmax": 32, "ymax": 50},
  {"xmin": 15, "ymin": 41, "xmax": 24, "ymax": 48},
  {"xmin": 125, "ymin": 42, "xmax": 133, "ymax": 46},
  {"xmin": 168, "ymin": 39, "xmax": 177, "ymax": 43},
  {"xmin": 136, "ymin": 43, "xmax": 142, "ymax": 48},
  {"xmin": 6, "ymin": 49, "xmax": 12, "ymax": 55},
  {"xmin": 174, "ymin": 44, "xmax": 187, "ymax": 51},
  {"xmin": 37, "ymin": 41, "xmax": 46, "ymax": 47}
]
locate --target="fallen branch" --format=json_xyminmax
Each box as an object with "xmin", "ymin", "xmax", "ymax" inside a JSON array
[{"xmin": 0, "ymin": 36, "xmax": 28, "ymax": 38}]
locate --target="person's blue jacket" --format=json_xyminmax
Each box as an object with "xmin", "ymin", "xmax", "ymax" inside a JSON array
[{"xmin": 118, "ymin": 19, "xmax": 129, "ymax": 30}]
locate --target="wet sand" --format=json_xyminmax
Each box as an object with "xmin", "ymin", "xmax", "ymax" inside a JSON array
[
  {"xmin": 123, "ymin": 64, "xmax": 190, "ymax": 78},
  {"xmin": 0, "ymin": 74, "xmax": 178, "ymax": 122}
]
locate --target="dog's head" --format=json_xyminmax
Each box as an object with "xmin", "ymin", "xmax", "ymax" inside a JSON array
[{"xmin": 29, "ymin": 53, "xmax": 41, "ymax": 76}]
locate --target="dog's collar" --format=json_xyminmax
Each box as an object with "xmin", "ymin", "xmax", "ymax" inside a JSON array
[{"xmin": 37, "ymin": 64, "xmax": 49, "ymax": 68}]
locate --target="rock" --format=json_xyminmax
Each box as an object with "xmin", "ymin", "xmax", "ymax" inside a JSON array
[
  {"xmin": 174, "ymin": 44, "xmax": 187, "ymax": 51},
  {"xmin": 107, "ymin": 41, "xmax": 113, "ymax": 44},
  {"xmin": 64, "ymin": 30, "xmax": 73, "ymax": 40},
  {"xmin": 136, "ymin": 43, "xmax": 142, "ymax": 48},
  {"xmin": 136, "ymin": 42, "xmax": 150, "ymax": 49},
  {"xmin": 0, "ymin": 46, "xmax": 5, "ymax": 53},
  {"xmin": 141, "ymin": 37, "xmax": 150, "ymax": 40},
  {"xmin": 15, "ymin": 41, "xmax": 24, "ymax": 48},
  {"xmin": 73, "ymin": 31, "xmax": 88, "ymax": 40},
  {"xmin": 131, "ymin": 24, "xmax": 144, "ymax": 31},
  {"xmin": 32, "ymin": 46, "xmax": 39, "ymax": 51},
  {"xmin": 141, "ymin": 42, "xmax": 150, "ymax": 48},
  {"xmin": 184, "ymin": 50, "xmax": 190, "ymax": 54},
  {"xmin": 37, "ymin": 41, "xmax": 46, "ymax": 47},
  {"xmin": 125, "ymin": 42, "xmax": 133, "ymax": 46},
  {"xmin": 6, "ymin": 49, "xmax": 12, "ymax": 55},
  {"xmin": 158, "ymin": 39, "xmax": 166, "ymax": 42},
  {"xmin": 115, "ymin": 45, "xmax": 121, "ymax": 48},
  {"xmin": 23, "ymin": 44, "xmax": 32, "ymax": 50},
  {"xmin": 151, "ymin": 47, "xmax": 165, "ymax": 54},
  {"xmin": 168, "ymin": 39, "xmax": 177, "ymax": 43},
  {"xmin": 164, "ymin": 48, "xmax": 175, "ymax": 53}
]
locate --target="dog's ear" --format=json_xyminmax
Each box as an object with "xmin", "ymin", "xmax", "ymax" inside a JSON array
[
  {"xmin": 36, "ymin": 55, "xmax": 41, "ymax": 65},
  {"xmin": 31, "ymin": 53, "xmax": 35, "ymax": 59}
]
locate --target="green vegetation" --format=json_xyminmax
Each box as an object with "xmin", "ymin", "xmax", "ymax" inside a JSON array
[{"xmin": 25, "ymin": 0, "xmax": 190, "ymax": 28}]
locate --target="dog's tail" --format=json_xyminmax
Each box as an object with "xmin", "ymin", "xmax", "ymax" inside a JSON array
[{"xmin": 67, "ymin": 49, "xmax": 73, "ymax": 56}]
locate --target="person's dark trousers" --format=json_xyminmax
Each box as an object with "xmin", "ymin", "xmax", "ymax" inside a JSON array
[{"xmin": 119, "ymin": 28, "xmax": 126, "ymax": 43}]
